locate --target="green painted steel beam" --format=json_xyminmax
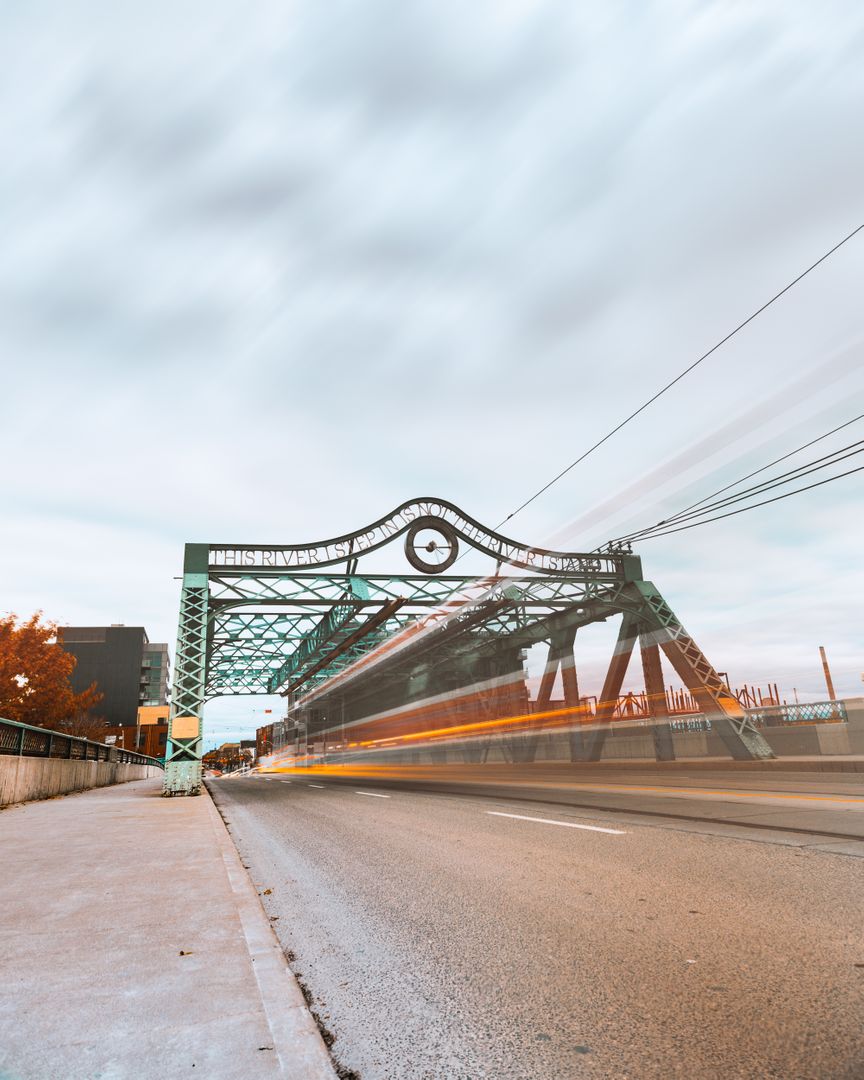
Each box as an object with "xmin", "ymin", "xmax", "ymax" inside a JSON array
[
  {"xmin": 163, "ymin": 501, "xmax": 772, "ymax": 796},
  {"xmin": 163, "ymin": 545, "xmax": 209, "ymax": 796},
  {"xmin": 206, "ymin": 573, "xmax": 613, "ymax": 608}
]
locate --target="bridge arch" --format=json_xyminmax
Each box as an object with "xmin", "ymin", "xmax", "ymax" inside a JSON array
[{"xmin": 163, "ymin": 498, "xmax": 772, "ymax": 795}]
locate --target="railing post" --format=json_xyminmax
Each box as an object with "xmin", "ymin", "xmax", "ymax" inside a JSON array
[{"xmin": 0, "ymin": 718, "xmax": 162, "ymax": 773}]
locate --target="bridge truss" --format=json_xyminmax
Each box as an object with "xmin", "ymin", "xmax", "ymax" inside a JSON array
[{"xmin": 163, "ymin": 498, "xmax": 773, "ymax": 795}]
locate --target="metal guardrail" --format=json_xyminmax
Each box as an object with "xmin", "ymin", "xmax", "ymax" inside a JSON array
[
  {"xmin": 663, "ymin": 700, "xmax": 848, "ymax": 734},
  {"xmin": 744, "ymin": 700, "xmax": 848, "ymax": 726},
  {"xmin": 668, "ymin": 716, "xmax": 712, "ymax": 733},
  {"xmin": 0, "ymin": 717, "xmax": 164, "ymax": 768}
]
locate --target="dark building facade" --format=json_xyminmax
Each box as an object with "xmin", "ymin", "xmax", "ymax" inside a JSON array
[{"xmin": 58, "ymin": 625, "xmax": 171, "ymax": 728}]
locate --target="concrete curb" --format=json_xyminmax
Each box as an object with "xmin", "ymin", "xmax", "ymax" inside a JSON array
[{"xmin": 203, "ymin": 790, "xmax": 337, "ymax": 1080}]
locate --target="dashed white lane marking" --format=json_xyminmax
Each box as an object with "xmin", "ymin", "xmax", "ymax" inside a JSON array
[
  {"xmin": 280, "ymin": 781, "xmax": 292, "ymax": 784},
  {"xmin": 486, "ymin": 811, "xmax": 627, "ymax": 835},
  {"xmin": 308, "ymin": 784, "xmax": 325, "ymax": 789},
  {"xmin": 355, "ymin": 791, "xmax": 391, "ymax": 799}
]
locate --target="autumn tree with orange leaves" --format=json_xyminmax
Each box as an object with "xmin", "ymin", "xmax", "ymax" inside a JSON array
[{"xmin": 0, "ymin": 613, "xmax": 102, "ymax": 733}]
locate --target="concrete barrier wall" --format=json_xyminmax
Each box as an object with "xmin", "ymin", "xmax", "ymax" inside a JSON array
[
  {"xmin": 844, "ymin": 698, "xmax": 864, "ymax": 753},
  {"xmin": 381, "ymin": 716, "xmax": 856, "ymax": 766},
  {"xmin": 0, "ymin": 757, "xmax": 163, "ymax": 807},
  {"xmin": 516, "ymin": 726, "xmax": 834, "ymax": 762},
  {"xmin": 816, "ymin": 723, "xmax": 852, "ymax": 755}
]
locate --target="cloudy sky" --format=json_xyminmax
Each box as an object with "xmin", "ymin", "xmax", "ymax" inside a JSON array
[{"xmin": 2, "ymin": 2, "xmax": 863, "ymax": 746}]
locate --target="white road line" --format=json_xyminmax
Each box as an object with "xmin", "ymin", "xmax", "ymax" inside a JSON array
[
  {"xmin": 355, "ymin": 791, "xmax": 391, "ymax": 799},
  {"xmin": 280, "ymin": 781, "xmax": 292, "ymax": 784},
  {"xmin": 486, "ymin": 811, "xmax": 627, "ymax": 835},
  {"xmin": 308, "ymin": 784, "xmax": 325, "ymax": 789}
]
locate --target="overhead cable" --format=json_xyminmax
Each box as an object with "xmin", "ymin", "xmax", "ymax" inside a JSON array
[
  {"xmin": 634, "ymin": 410, "xmax": 864, "ymax": 528},
  {"xmin": 619, "ymin": 462, "xmax": 864, "ymax": 541},
  {"xmin": 495, "ymin": 221, "xmax": 864, "ymax": 531},
  {"xmin": 611, "ymin": 427, "xmax": 864, "ymax": 545}
]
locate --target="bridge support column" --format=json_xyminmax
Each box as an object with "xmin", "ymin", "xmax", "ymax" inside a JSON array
[
  {"xmin": 533, "ymin": 629, "xmax": 583, "ymax": 762},
  {"xmin": 579, "ymin": 612, "xmax": 640, "ymax": 762},
  {"xmin": 634, "ymin": 582, "xmax": 774, "ymax": 760},
  {"xmin": 494, "ymin": 650, "xmax": 533, "ymax": 763},
  {"xmin": 163, "ymin": 544, "xmax": 210, "ymax": 796},
  {"xmin": 559, "ymin": 632, "xmax": 584, "ymax": 761},
  {"xmin": 640, "ymin": 637, "xmax": 675, "ymax": 762},
  {"xmin": 529, "ymin": 636, "xmax": 563, "ymax": 765}
]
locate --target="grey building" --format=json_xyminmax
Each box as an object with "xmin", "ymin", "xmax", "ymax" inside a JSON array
[
  {"xmin": 141, "ymin": 642, "xmax": 170, "ymax": 707},
  {"xmin": 58, "ymin": 625, "xmax": 171, "ymax": 727}
]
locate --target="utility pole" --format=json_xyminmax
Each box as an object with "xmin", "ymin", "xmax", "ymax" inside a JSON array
[{"xmin": 819, "ymin": 645, "xmax": 836, "ymax": 701}]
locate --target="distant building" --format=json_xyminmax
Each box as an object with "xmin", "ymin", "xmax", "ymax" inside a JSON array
[
  {"xmin": 58, "ymin": 625, "xmax": 171, "ymax": 728},
  {"xmin": 99, "ymin": 704, "xmax": 171, "ymax": 761},
  {"xmin": 204, "ymin": 741, "xmax": 252, "ymax": 773},
  {"xmin": 141, "ymin": 643, "xmax": 170, "ymax": 707},
  {"xmin": 256, "ymin": 719, "xmax": 292, "ymax": 759},
  {"xmin": 137, "ymin": 704, "xmax": 170, "ymax": 727}
]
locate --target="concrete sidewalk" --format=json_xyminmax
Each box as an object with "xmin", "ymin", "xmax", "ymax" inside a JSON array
[{"xmin": 0, "ymin": 779, "xmax": 336, "ymax": 1080}]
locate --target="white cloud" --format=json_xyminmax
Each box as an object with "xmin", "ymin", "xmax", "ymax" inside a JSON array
[{"xmin": 1, "ymin": 1, "xmax": 863, "ymax": 744}]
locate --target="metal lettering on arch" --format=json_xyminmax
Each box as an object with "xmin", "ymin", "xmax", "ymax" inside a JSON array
[
  {"xmin": 162, "ymin": 498, "xmax": 773, "ymax": 796},
  {"xmin": 206, "ymin": 497, "xmax": 614, "ymax": 576}
]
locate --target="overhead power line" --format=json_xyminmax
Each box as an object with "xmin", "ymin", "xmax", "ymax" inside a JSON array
[
  {"xmin": 495, "ymin": 221, "xmax": 864, "ymax": 532},
  {"xmin": 618, "ymin": 461, "xmax": 864, "ymax": 541},
  {"xmin": 610, "ymin": 421, "xmax": 864, "ymax": 545},
  {"xmin": 641, "ymin": 410, "xmax": 864, "ymax": 526}
]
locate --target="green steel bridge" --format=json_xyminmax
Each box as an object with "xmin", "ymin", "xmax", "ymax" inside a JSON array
[{"xmin": 163, "ymin": 498, "xmax": 774, "ymax": 795}]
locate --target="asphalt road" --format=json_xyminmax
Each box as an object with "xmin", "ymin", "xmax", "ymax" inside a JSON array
[{"xmin": 210, "ymin": 772, "xmax": 864, "ymax": 1080}]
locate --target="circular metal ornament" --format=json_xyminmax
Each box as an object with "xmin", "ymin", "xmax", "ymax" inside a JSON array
[{"xmin": 404, "ymin": 517, "xmax": 459, "ymax": 574}]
